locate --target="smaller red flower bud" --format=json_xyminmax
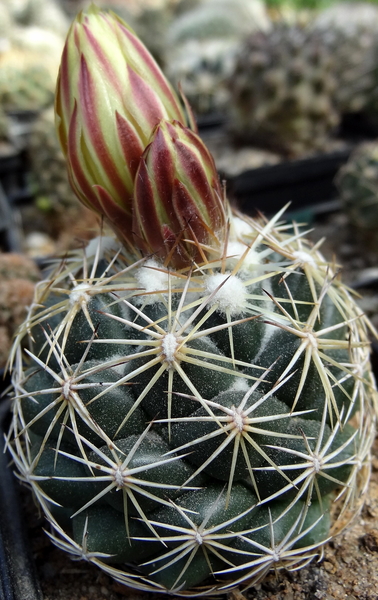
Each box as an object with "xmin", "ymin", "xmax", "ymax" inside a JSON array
[{"xmin": 132, "ymin": 120, "xmax": 227, "ymax": 269}]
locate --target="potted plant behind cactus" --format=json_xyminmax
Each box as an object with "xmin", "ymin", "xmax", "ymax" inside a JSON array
[
  {"xmin": 204, "ymin": 2, "xmax": 378, "ymax": 220},
  {"xmin": 335, "ymin": 141, "xmax": 378, "ymax": 237},
  {"xmin": 6, "ymin": 6, "xmax": 377, "ymax": 596}
]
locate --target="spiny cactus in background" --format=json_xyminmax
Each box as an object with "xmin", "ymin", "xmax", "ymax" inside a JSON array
[
  {"xmin": 7, "ymin": 6, "xmax": 377, "ymax": 596},
  {"xmin": 0, "ymin": 0, "xmax": 67, "ymax": 85},
  {"xmin": 227, "ymin": 23, "xmax": 339, "ymax": 156},
  {"xmin": 0, "ymin": 0, "xmax": 64, "ymax": 145},
  {"xmin": 335, "ymin": 141, "xmax": 378, "ymax": 233},
  {"xmin": 173, "ymin": 0, "xmax": 202, "ymax": 16},
  {"xmin": 311, "ymin": 2, "xmax": 378, "ymax": 115},
  {"xmin": 165, "ymin": 38, "xmax": 238, "ymax": 117},
  {"xmin": 0, "ymin": 0, "xmax": 12, "ymax": 44},
  {"xmin": 165, "ymin": 0, "xmax": 271, "ymax": 116},
  {"xmin": 0, "ymin": 0, "xmax": 67, "ymax": 146},
  {"xmin": 168, "ymin": 0, "xmax": 270, "ymax": 44},
  {"xmin": 27, "ymin": 107, "xmax": 78, "ymax": 210},
  {"xmin": 0, "ymin": 57, "xmax": 54, "ymax": 113},
  {"xmin": 23, "ymin": 106, "xmax": 99, "ymax": 252}
]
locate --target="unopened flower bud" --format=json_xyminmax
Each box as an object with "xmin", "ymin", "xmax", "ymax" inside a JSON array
[
  {"xmin": 55, "ymin": 6, "xmax": 187, "ymax": 246},
  {"xmin": 132, "ymin": 120, "xmax": 227, "ymax": 268}
]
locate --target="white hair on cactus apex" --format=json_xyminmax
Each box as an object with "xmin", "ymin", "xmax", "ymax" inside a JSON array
[
  {"xmin": 134, "ymin": 259, "xmax": 171, "ymax": 304},
  {"xmin": 292, "ymin": 250, "xmax": 317, "ymax": 268},
  {"xmin": 69, "ymin": 282, "xmax": 92, "ymax": 305},
  {"xmin": 230, "ymin": 215, "xmax": 254, "ymax": 240},
  {"xmin": 85, "ymin": 236, "xmax": 120, "ymax": 259},
  {"xmin": 206, "ymin": 272, "xmax": 247, "ymax": 316},
  {"xmin": 162, "ymin": 332, "xmax": 178, "ymax": 365},
  {"xmin": 226, "ymin": 240, "xmax": 261, "ymax": 271}
]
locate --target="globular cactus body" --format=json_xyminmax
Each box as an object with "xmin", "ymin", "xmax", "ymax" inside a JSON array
[{"xmin": 9, "ymin": 211, "xmax": 376, "ymax": 595}]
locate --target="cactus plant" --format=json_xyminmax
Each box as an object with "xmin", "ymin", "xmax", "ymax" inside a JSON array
[
  {"xmin": 7, "ymin": 6, "xmax": 377, "ymax": 597},
  {"xmin": 227, "ymin": 23, "xmax": 339, "ymax": 155},
  {"xmin": 165, "ymin": 0, "xmax": 271, "ymax": 116},
  {"xmin": 0, "ymin": 56, "xmax": 54, "ymax": 113},
  {"xmin": 0, "ymin": 0, "xmax": 67, "ymax": 114},
  {"xmin": 311, "ymin": 2, "xmax": 378, "ymax": 115},
  {"xmin": 335, "ymin": 140, "xmax": 378, "ymax": 231},
  {"xmin": 27, "ymin": 107, "xmax": 78, "ymax": 210},
  {"xmin": 12, "ymin": 0, "xmax": 69, "ymax": 36}
]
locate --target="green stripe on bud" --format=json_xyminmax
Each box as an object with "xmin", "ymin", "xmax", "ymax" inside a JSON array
[{"xmin": 132, "ymin": 120, "xmax": 227, "ymax": 268}]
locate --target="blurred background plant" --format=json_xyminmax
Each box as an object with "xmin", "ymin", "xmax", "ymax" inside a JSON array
[
  {"xmin": 164, "ymin": 0, "xmax": 271, "ymax": 117},
  {"xmin": 335, "ymin": 141, "xmax": 378, "ymax": 240}
]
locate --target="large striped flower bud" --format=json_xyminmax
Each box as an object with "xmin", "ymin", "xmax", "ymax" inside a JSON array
[
  {"xmin": 55, "ymin": 6, "xmax": 187, "ymax": 248},
  {"xmin": 132, "ymin": 120, "xmax": 227, "ymax": 269}
]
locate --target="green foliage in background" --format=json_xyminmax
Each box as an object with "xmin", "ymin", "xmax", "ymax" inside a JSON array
[{"xmin": 264, "ymin": 0, "xmax": 378, "ymax": 9}]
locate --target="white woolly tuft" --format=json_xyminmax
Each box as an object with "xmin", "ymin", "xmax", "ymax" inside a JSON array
[
  {"xmin": 134, "ymin": 259, "xmax": 170, "ymax": 305},
  {"xmin": 206, "ymin": 272, "xmax": 247, "ymax": 316},
  {"xmin": 69, "ymin": 283, "xmax": 92, "ymax": 305},
  {"xmin": 226, "ymin": 241, "xmax": 261, "ymax": 271},
  {"xmin": 85, "ymin": 236, "xmax": 119, "ymax": 258},
  {"xmin": 162, "ymin": 333, "xmax": 178, "ymax": 364},
  {"xmin": 228, "ymin": 378, "xmax": 250, "ymax": 393},
  {"xmin": 292, "ymin": 250, "xmax": 317, "ymax": 268},
  {"xmin": 231, "ymin": 216, "xmax": 253, "ymax": 239}
]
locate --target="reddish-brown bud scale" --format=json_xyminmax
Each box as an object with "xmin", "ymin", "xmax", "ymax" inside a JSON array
[{"xmin": 133, "ymin": 120, "xmax": 227, "ymax": 268}]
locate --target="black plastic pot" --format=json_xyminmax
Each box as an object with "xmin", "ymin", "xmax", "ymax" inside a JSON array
[
  {"xmin": 226, "ymin": 148, "xmax": 352, "ymax": 221},
  {"xmin": 339, "ymin": 111, "xmax": 378, "ymax": 142},
  {"xmin": 0, "ymin": 148, "xmax": 30, "ymax": 205},
  {"xmin": 6, "ymin": 111, "xmax": 40, "ymax": 152},
  {"xmin": 0, "ymin": 147, "xmax": 34, "ymax": 252},
  {"xmin": 196, "ymin": 112, "xmax": 226, "ymax": 131},
  {"xmin": 0, "ymin": 374, "xmax": 43, "ymax": 600}
]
